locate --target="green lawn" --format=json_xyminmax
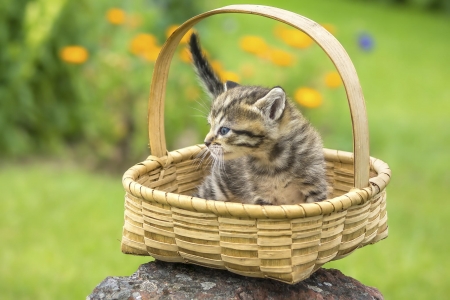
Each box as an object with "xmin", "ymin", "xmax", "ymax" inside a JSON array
[
  {"xmin": 0, "ymin": 163, "xmax": 150, "ymax": 299},
  {"xmin": 1, "ymin": 0, "xmax": 449, "ymax": 299}
]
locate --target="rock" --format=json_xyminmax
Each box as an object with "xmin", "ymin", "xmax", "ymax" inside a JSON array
[{"xmin": 87, "ymin": 261, "xmax": 383, "ymax": 300}]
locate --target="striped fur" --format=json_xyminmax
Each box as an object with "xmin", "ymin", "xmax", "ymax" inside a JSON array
[
  {"xmin": 189, "ymin": 33, "xmax": 224, "ymax": 98},
  {"xmin": 190, "ymin": 33, "xmax": 327, "ymax": 204}
]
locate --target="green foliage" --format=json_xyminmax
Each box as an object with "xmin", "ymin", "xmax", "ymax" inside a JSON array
[
  {"xmin": 0, "ymin": 0, "xmax": 204, "ymax": 167},
  {"xmin": 1, "ymin": 0, "xmax": 100, "ymax": 156},
  {"xmin": 363, "ymin": 0, "xmax": 450, "ymax": 11}
]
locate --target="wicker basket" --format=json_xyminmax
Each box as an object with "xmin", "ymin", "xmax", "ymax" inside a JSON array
[{"xmin": 121, "ymin": 5, "xmax": 390, "ymax": 284}]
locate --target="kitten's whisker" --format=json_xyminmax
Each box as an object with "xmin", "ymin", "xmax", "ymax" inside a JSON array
[
  {"xmin": 204, "ymin": 151, "xmax": 215, "ymax": 171},
  {"xmin": 200, "ymin": 153, "xmax": 212, "ymax": 171},
  {"xmin": 189, "ymin": 106, "xmax": 208, "ymax": 117},
  {"xmin": 192, "ymin": 148, "xmax": 210, "ymax": 171},
  {"xmin": 205, "ymin": 156, "xmax": 214, "ymax": 171},
  {"xmin": 192, "ymin": 156, "xmax": 204, "ymax": 171},
  {"xmin": 195, "ymin": 98, "xmax": 210, "ymax": 111},
  {"xmin": 194, "ymin": 147, "xmax": 208, "ymax": 159}
]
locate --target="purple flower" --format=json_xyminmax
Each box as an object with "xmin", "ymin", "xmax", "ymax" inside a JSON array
[{"xmin": 358, "ymin": 33, "xmax": 374, "ymax": 51}]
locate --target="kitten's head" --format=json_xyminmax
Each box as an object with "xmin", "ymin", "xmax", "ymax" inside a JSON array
[
  {"xmin": 204, "ymin": 83, "xmax": 287, "ymax": 160},
  {"xmin": 188, "ymin": 33, "xmax": 288, "ymax": 160}
]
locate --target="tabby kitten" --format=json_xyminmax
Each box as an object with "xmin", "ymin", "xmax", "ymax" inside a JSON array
[{"xmin": 190, "ymin": 33, "xmax": 327, "ymax": 205}]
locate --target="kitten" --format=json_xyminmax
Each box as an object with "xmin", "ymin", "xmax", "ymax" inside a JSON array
[{"xmin": 189, "ymin": 33, "xmax": 327, "ymax": 205}]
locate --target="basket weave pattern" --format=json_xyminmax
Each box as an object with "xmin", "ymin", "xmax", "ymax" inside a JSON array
[
  {"xmin": 120, "ymin": 5, "xmax": 390, "ymax": 284},
  {"xmin": 122, "ymin": 147, "xmax": 389, "ymax": 283}
]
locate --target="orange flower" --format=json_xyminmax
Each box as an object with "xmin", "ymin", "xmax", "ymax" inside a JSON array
[
  {"xmin": 324, "ymin": 71, "xmax": 342, "ymax": 88},
  {"xmin": 129, "ymin": 33, "xmax": 157, "ymax": 55},
  {"xmin": 165, "ymin": 25, "xmax": 194, "ymax": 44},
  {"xmin": 294, "ymin": 87, "xmax": 322, "ymax": 108},
  {"xmin": 106, "ymin": 8, "xmax": 126, "ymax": 25},
  {"xmin": 274, "ymin": 25, "xmax": 313, "ymax": 49},
  {"xmin": 60, "ymin": 46, "xmax": 89, "ymax": 64},
  {"xmin": 269, "ymin": 49, "xmax": 294, "ymax": 67},
  {"xmin": 239, "ymin": 36, "xmax": 269, "ymax": 56}
]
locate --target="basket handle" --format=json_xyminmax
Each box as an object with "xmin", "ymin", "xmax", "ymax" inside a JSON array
[{"xmin": 147, "ymin": 5, "xmax": 370, "ymax": 189}]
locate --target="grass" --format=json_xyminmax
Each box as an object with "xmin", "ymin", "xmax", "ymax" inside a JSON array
[
  {"xmin": 2, "ymin": 0, "xmax": 450, "ymax": 299},
  {"xmin": 0, "ymin": 163, "xmax": 150, "ymax": 299}
]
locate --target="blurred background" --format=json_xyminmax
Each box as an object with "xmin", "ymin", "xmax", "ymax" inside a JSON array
[{"xmin": 1, "ymin": 0, "xmax": 449, "ymax": 298}]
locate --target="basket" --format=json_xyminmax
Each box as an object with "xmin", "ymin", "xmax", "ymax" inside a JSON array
[{"xmin": 121, "ymin": 5, "xmax": 390, "ymax": 284}]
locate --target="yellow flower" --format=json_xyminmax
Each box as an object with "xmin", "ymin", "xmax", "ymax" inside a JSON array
[
  {"xmin": 269, "ymin": 49, "xmax": 294, "ymax": 67},
  {"xmin": 294, "ymin": 87, "xmax": 323, "ymax": 108},
  {"xmin": 166, "ymin": 25, "xmax": 178, "ymax": 37},
  {"xmin": 142, "ymin": 47, "xmax": 161, "ymax": 62},
  {"xmin": 240, "ymin": 63, "xmax": 255, "ymax": 78},
  {"xmin": 220, "ymin": 71, "xmax": 240, "ymax": 83},
  {"xmin": 321, "ymin": 23, "xmax": 336, "ymax": 35},
  {"xmin": 179, "ymin": 47, "xmax": 209, "ymax": 64},
  {"xmin": 324, "ymin": 71, "xmax": 342, "ymax": 88},
  {"xmin": 210, "ymin": 60, "xmax": 224, "ymax": 74},
  {"xmin": 60, "ymin": 46, "xmax": 89, "ymax": 64},
  {"xmin": 179, "ymin": 48, "xmax": 192, "ymax": 63},
  {"xmin": 129, "ymin": 33, "xmax": 157, "ymax": 55},
  {"xmin": 129, "ymin": 33, "xmax": 161, "ymax": 62},
  {"xmin": 206, "ymin": 60, "xmax": 239, "ymax": 82},
  {"xmin": 274, "ymin": 25, "xmax": 313, "ymax": 49},
  {"xmin": 239, "ymin": 36, "xmax": 269, "ymax": 56},
  {"xmin": 106, "ymin": 8, "xmax": 126, "ymax": 25},
  {"xmin": 166, "ymin": 25, "xmax": 194, "ymax": 44}
]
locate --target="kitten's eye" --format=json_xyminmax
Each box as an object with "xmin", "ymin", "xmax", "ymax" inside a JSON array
[{"xmin": 219, "ymin": 127, "xmax": 230, "ymax": 135}]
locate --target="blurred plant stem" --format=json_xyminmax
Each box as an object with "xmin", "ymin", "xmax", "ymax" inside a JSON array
[{"xmin": 24, "ymin": 0, "xmax": 67, "ymax": 62}]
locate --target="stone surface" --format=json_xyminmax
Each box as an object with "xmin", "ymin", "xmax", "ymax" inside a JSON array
[{"xmin": 87, "ymin": 261, "xmax": 383, "ymax": 300}]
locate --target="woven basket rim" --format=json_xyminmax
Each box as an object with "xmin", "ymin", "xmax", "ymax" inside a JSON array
[{"xmin": 123, "ymin": 146, "xmax": 390, "ymax": 220}]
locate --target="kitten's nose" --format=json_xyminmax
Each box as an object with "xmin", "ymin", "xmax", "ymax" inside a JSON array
[{"xmin": 204, "ymin": 141, "xmax": 211, "ymax": 147}]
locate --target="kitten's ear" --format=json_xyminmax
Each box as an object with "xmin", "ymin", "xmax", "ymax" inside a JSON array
[
  {"xmin": 189, "ymin": 33, "xmax": 224, "ymax": 99},
  {"xmin": 224, "ymin": 80, "xmax": 240, "ymax": 91},
  {"xmin": 255, "ymin": 87, "xmax": 286, "ymax": 120}
]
